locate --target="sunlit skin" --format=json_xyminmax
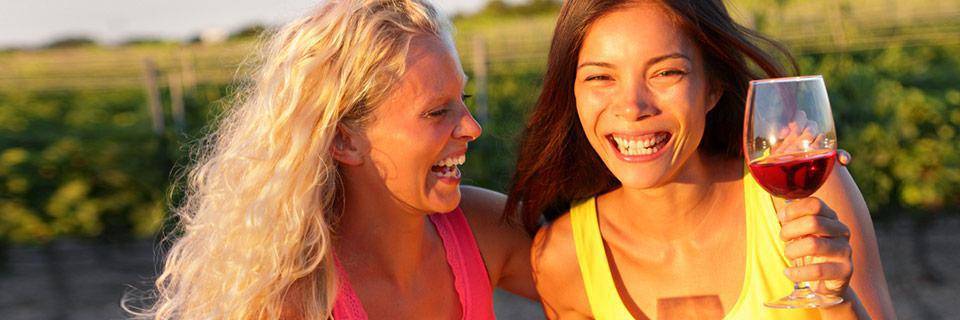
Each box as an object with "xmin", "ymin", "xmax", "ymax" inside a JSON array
[
  {"xmin": 532, "ymin": 3, "xmax": 894, "ymax": 320},
  {"xmin": 317, "ymin": 34, "xmax": 536, "ymax": 319},
  {"xmin": 574, "ymin": 13, "xmax": 720, "ymax": 190},
  {"xmin": 347, "ymin": 35, "xmax": 481, "ymax": 216}
]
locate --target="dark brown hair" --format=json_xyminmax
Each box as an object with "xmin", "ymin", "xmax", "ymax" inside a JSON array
[{"xmin": 504, "ymin": 0, "xmax": 797, "ymax": 234}]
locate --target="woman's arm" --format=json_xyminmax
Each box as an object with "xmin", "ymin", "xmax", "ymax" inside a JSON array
[
  {"xmin": 817, "ymin": 165, "xmax": 895, "ymax": 319},
  {"xmin": 781, "ymin": 163, "xmax": 896, "ymax": 319},
  {"xmin": 459, "ymin": 185, "xmax": 539, "ymax": 300}
]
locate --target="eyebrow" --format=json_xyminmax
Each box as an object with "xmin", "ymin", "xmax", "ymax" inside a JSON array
[{"xmin": 577, "ymin": 53, "xmax": 691, "ymax": 70}]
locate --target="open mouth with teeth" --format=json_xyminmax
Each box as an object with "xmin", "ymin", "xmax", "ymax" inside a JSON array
[
  {"xmin": 608, "ymin": 132, "xmax": 672, "ymax": 157},
  {"xmin": 431, "ymin": 154, "xmax": 465, "ymax": 179}
]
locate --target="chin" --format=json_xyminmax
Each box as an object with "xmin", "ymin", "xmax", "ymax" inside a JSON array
[
  {"xmin": 610, "ymin": 170, "xmax": 663, "ymax": 190},
  {"xmin": 427, "ymin": 190, "xmax": 461, "ymax": 214}
]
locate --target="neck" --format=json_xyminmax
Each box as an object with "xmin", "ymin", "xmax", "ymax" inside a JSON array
[
  {"xmin": 334, "ymin": 171, "xmax": 434, "ymax": 287},
  {"xmin": 605, "ymin": 151, "xmax": 739, "ymax": 241}
]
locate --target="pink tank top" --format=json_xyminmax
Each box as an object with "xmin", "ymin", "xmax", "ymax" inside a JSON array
[{"xmin": 332, "ymin": 207, "xmax": 496, "ymax": 320}]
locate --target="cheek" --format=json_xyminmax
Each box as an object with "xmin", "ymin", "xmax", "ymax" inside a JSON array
[
  {"xmin": 367, "ymin": 128, "xmax": 425, "ymax": 177},
  {"xmin": 688, "ymin": 84, "xmax": 713, "ymax": 132},
  {"xmin": 661, "ymin": 83, "xmax": 711, "ymax": 154},
  {"xmin": 575, "ymin": 89, "xmax": 605, "ymax": 130},
  {"xmin": 575, "ymin": 101, "xmax": 605, "ymax": 149},
  {"xmin": 394, "ymin": 123, "xmax": 450, "ymax": 173},
  {"xmin": 663, "ymin": 81, "xmax": 709, "ymax": 126}
]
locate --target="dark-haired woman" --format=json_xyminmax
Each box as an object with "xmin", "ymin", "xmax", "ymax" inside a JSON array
[{"xmin": 506, "ymin": 1, "xmax": 895, "ymax": 319}]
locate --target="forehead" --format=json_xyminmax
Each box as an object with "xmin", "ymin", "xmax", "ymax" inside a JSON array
[
  {"xmin": 579, "ymin": 3, "xmax": 696, "ymax": 63},
  {"xmin": 371, "ymin": 34, "xmax": 464, "ymax": 120},
  {"xmin": 393, "ymin": 35, "xmax": 465, "ymax": 105}
]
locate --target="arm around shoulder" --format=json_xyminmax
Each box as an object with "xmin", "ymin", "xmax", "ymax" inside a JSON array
[{"xmin": 458, "ymin": 185, "xmax": 538, "ymax": 300}]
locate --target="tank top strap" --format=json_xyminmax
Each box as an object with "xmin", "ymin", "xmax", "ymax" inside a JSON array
[
  {"xmin": 569, "ymin": 197, "xmax": 635, "ymax": 319},
  {"xmin": 428, "ymin": 207, "xmax": 496, "ymax": 320},
  {"xmin": 733, "ymin": 172, "xmax": 822, "ymax": 319}
]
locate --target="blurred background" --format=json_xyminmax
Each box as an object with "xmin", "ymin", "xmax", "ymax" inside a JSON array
[{"xmin": 0, "ymin": 0, "xmax": 958, "ymax": 319}]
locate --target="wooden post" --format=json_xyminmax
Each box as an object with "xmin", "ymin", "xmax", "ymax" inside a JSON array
[
  {"xmin": 827, "ymin": 1, "xmax": 848, "ymax": 50},
  {"xmin": 168, "ymin": 73, "xmax": 186, "ymax": 133},
  {"xmin": 144, "ymin": 59, "xmax": 175, "ymax": 192},
  {"xmin": 180, "ymin": 51, "xmax": 197, "ymax": 93},
  {"xmin": 472, "ymin": 36, "xmax": 489, "ymax": 125},
  {"xmin": 142, "ymin": 59, "xmax": 165, "ymax": 136}
]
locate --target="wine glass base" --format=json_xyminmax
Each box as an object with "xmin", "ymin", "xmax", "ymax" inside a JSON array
[{"xmin": 764, "ymin": 287, "xmax": 843, "ymax": 309}]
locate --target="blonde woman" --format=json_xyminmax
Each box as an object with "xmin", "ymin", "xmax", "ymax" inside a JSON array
[{"xmin": 129, "ymin": 0, "xmax": 536, "ymax": 319}]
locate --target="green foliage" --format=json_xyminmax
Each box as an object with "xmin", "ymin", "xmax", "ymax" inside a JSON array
[
  {"xmin": 0, "ymin": 85, "xmax": 226, "ymax": 245},
  {"xmin": 120, "ymin": 37, "xmax": 173, "ymax": 47},
  {"xmin": 229, "ymin": 24, "xmax": 269, "ymax": 41},
  {"xmin": 802, "ymin": 46, "xmax": 960, "ymax": 217},
  {"xmin": 44, "ymin": 36, "xmax": 98, "ymax": 49},
  {"xmin": 454, "ymin": 0, "xmax": 560, "ymax": 20},
  {"xmin": 461, "ymin": 65, "xmax": 544, "ymax": 190}
]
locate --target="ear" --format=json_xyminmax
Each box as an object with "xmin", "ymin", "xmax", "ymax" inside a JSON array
[{"xmin": 331, "ymin": 125, "xmax": 365, "ymax": 166}]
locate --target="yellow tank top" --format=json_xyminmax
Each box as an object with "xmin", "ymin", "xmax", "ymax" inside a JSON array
[{"xmin": 569, "ymin": 173, "xmax": 821, "ymax": 319}]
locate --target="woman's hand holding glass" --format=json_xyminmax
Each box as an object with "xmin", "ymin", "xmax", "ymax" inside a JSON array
[{"xmin": 778, "ymin": 197, "xmax": 853, "ymax": 297}]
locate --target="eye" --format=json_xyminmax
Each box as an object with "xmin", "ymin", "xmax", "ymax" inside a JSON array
[
  {"xmin": 424, "ymin": 108, "xmax": 450, "ymax": 118},
  {"xmin": 649, "ymin": 69, "xmax": 687, "ymax": 86},
  {"xmin": 584, "ymin": 74, "xmax": 613, "ymax": 82},
  {"xmin": 655, "ymin": 69, "xmax": 686, "ymax": 78},
  {"xmin": 462, "ymin": 94, "xmax": 473, "ymax": 100}
]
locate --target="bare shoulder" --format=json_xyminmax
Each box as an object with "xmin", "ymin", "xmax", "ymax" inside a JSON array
[
  {"xmin": 533, "ymin": 213, "xmax": 592, "ymax": 318},
  {"xmin": 532, "ymin": 214, "xmax": 577, "ymax": 275}
]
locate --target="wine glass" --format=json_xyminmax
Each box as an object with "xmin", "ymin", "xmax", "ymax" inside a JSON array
[{"xmin": 744, "ymin": 75, "xmax": 843, "ymax": 309}]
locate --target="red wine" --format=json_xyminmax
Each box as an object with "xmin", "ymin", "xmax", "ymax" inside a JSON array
[{"xmin": 749, "ymin": 150, "xmax": 837, "ymax": 199}]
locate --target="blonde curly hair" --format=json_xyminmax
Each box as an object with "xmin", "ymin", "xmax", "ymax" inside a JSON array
[{"xmin": 125, "ymin": 1, "xmax": 451, "ymax": 318}]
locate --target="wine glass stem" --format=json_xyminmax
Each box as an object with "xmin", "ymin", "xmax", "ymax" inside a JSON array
[
  {"xmin": 792, "ymin": 258, "xmax": 812, "ymax": 291},
  {"xmin": 784, "ymin": 199, "xmax": 813, "ymax": 291}
]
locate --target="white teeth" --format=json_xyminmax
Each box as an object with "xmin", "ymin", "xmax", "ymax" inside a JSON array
[
  {"xmin": 432, "ymin": 154, "xmax": 466, "ymax": 179},
  {"xmin": 612, "ymin": 134, "xmax": 668, "ymax": 156},
  {"xmin": 434, "ymin": 155, "xmax": 465, "ymax": 167}
]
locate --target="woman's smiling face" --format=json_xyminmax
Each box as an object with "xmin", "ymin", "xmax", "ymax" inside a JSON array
[
  {"xmin": 360, "ymin": 34, "xmax": 482, "ymax": 214},
  {"xmin": 574, "ymin": 3, "xmax": 720, "ymax": 189}
]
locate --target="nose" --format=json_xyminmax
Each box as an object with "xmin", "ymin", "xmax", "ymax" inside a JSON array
[
  {"xmin": 455, "ymin": 107, "xmax": 482, "ymax": 141},
  {"xmin": 614, "ymin": 82, "xmax": 659, "ymax": 121}
]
